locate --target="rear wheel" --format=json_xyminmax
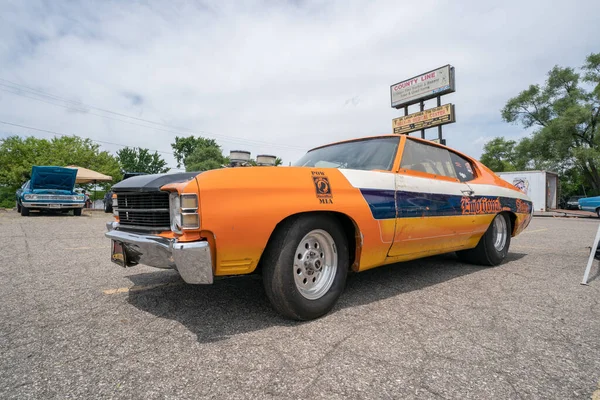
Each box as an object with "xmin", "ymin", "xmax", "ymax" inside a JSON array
[
  {"xmin": 457, "ymin": 213, "xmax": 511, "ymax": 266},
  {"xmin": 73, "ymin": 208, "xmax": 82, "ymax": 216},
  {"xmin": 262, "ymin": 214, "xmax": 349, "ymax": 320},
  {"xmin": 596, "ymin": 208, "xmax": 600, "ymax": 218},
  {"xmin": 20, "ymin": 205, "xmax": 30, "ymax": 216}
]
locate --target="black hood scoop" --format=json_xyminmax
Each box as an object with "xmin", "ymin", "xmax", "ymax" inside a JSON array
[{"xmin": 112, "ymin": 172, "xmax": 200, "ymax": 192}]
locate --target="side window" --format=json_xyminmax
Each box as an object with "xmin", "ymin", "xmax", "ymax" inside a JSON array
[
  {"xmin": 449, "ymin": 152, "xmax": 476, "ymax": 182},
  {"xmin": 400, "ymin": 139, "xmax": 456, "ymax": 178}
]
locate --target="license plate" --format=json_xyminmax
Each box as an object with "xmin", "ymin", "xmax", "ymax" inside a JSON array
[
  {"xmin": 111, "ymin": 240, "xmax": 127, "ymax": 267},
  {"xmin": 49, "ymin": 204, "xmax": 60, "ymax": 208}
]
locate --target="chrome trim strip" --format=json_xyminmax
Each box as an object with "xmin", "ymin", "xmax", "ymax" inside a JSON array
[
  {"xmin": 115, "ymin": 224, "xmax": 171, "ymax": 231},
  {"xmin": 105, "ymin": 222, "xmax": 213, "ymax": 284},
  {"xmin": 116, "ymin": 208, "xmax": 170, "ymax": 212},
  {"xmin": 22, "ymin": 202, "xmax": 84, "ymax": 208}
]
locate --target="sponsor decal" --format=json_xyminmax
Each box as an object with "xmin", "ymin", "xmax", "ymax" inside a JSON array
[
  {"xmin": 461, "ymin": 196, "xmax": 502, "ymax": 215},
  {"xmin": 312, "ymin": 171, "xmax": 333, "ymax": 204},
  {"xmin": 515, "ymin": 198, "xmax": 531, "ymax": 214}
]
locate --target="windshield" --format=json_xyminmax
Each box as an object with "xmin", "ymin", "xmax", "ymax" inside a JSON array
[{"xmin": 293, "ymin": 137, "xmax": 400, "ymax": 171}]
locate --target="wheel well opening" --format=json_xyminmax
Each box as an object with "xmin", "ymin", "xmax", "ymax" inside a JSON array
[
  {"xmin": 256, "ymin": 211, "xmax": 359, "ymax": 274},
  {"xmin": 505, "ymin": 211, "xmax": 517, "ymax": 235}
]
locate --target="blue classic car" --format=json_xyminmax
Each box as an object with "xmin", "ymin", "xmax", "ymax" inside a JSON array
[
  {"xmin": 16, "ymin": 166, "xmax": 86, "ymax": 216},
  {"xmin": 579, "ymin": 196, "xmax": 600, "ymax": 217}
]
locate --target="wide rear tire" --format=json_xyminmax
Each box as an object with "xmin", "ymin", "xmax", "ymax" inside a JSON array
[
  {"xmin": 262, "ymin": 214, "xmax": 349, "ymax": 320},
  {"xmin": 457, "ymin": 213, "xmax": 511, "ymax": 266}
]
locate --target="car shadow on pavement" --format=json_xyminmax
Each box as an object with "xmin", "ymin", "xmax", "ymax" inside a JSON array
[{"xmin": 125, "ymin": 251, "xmax": 528, "ymax": 343}]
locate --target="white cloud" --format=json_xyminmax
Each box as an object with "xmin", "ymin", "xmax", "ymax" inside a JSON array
[{"xmin": 0, "ymin": 0, "xmax": 599, "ymax": 167}]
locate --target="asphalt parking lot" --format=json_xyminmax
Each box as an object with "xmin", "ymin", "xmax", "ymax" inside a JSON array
[{"xmin": 1, "ymin": 211, "xmax": 600, "ymax": 399}]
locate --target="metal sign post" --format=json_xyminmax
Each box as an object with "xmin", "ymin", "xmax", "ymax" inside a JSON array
[
  {"xmin": 437, "ymin": 96, "xmax": 443, "ymax": 142},
  {"xmin": 581, "ymin": 223, "xmax": 600, "ymax": 285}
]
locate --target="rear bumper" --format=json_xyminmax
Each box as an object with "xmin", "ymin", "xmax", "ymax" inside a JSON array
[
  {"xmin": 105, "ymin": 222, "xmax": 213, "ymax": 284},
  {"xmin": 21, "ymin": 202, "xmax": 84, "ymax": 209}
]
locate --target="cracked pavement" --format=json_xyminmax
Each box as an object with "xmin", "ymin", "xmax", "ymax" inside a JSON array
[{"xmin": 1, "ymin": 210, "xmax": 599, "ymax": 399}]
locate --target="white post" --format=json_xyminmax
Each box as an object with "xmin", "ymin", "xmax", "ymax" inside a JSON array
[{"xmin": 581, "ymin": 223, "xmax": 600, "ymax": 285}]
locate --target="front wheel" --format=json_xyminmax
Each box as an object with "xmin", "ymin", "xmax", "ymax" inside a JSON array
[
  {"xmin": 262, "ymin": 214, "xmax": 349, "ymax": 321},
  {"xmin": 20, "ymin": 205, "xmax": 30, "ymax": 216},
  {"xmin": 16, "ymin": 201, "xmax": 21, "ymax": 213},
  {"xmin": 457, "ymin": 213, "xmax": 511, "ymax": 266},
  {"xmin": 73, "ymin": 208, "xmax": 82, "ymax": 216}
]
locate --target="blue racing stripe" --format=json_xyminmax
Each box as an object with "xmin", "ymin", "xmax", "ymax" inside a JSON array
[
  {"xmin": 359, "ymin": 189, "xmax": 532, "ymax": 220},
  {"xmin": 360, "ymin": 189, "xmax": 396, "ymax": 220}
]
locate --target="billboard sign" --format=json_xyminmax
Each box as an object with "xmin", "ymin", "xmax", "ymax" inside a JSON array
[
  {"xmin": 392, "ymin": 104, "xmax": 455, "ymax": 134},
  {"xmin": 390, "ymin": 65, "xmax": 455, "ymax": 108}
]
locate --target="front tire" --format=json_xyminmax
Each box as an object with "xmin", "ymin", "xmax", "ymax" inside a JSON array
[
  {"xmin": 73, "ymin": 208, "xmax": 82, "ymax": 216},
  {"xmin": 20, "ymin": 205, "xmax": 30, "ymax": 216},
  {"xmin": 16, "ymin": 201, "xmax": 21, "ymax": 213},
  {"xmin": 262, "ymin": 214, "xmax": 349, "ymax": 321},
  {"xmin": 457, "ymin": 213, "xmax": 511, "ymax": 266}
]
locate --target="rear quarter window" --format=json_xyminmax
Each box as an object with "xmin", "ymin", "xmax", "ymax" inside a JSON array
[{"xmin": 449, "ymin": 152, "xmax": 476, "ymax": 182}]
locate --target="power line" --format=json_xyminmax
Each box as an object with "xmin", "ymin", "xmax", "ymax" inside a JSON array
[
  {"xmin": 0, "ymin": 120, "xmax": 175, "ymax": 155},
  {"xmin": 0, "ymin": 78, "xmax": 307, "ymax": 151}
]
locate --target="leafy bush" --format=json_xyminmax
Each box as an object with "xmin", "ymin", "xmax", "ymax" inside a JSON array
[{"xmin": 0, "ymin": 186, "xmax": 16, "ymax": 209}]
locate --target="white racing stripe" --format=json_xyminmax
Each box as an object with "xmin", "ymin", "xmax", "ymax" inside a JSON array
[
  {"xmin": 339, "ymin": 169, "xmax": 531, "ymax": 201},
  {"xmin": 339, "ymin": 169, "xmax": 395, "ymax": 190}
]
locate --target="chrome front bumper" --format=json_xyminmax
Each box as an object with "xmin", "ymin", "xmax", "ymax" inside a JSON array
[
  {"xmin": 22, "ymin": 202, "xmax": 84, "ymax": 209},
  {"xmin": 105, "ymin": 222, "xmax": 213, "ymax": 284}
]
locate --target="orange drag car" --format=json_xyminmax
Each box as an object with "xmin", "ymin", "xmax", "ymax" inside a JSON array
[{"xmin": 105, "ymin": 135, "xmax": 532, "ymax": 320}]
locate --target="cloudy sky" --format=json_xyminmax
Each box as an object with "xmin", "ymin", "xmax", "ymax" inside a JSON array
[{"xmin": 1, "ymin": 0, "xmax": 599, "ymax": 170}]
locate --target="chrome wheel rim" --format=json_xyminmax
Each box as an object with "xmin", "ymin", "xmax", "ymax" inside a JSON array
[
  {"xmin": 492, "ymin": 215, "xmax": 508, "ymax": 252},
  {"xmin": 293, "ymin": 229, "xmax": 338, "ymax": 300}
]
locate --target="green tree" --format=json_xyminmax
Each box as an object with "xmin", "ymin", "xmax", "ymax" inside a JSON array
[
  {"xmin": 116, "ymin": 147, "xmax": 169, "ymax": 174},
  {"xmin": 479, "ymin": 138, "xmax": 521, "ymax": 172},
  {"xmin": 0, "ymin": 135, "xmax": 121, "ymax": 190},
  {"xmin": 275, "ymin": 157, "xmax": 283, "ymax": 166},
  {"xmin": 481, "ymin": 52, "xmax": 600, "ymax": 198},
  {"xmin": 171, "ymin": 136, "xmax": 219, "ymax": 168},
  {"xmin": 184, "ymin": 145, "xmax": 227, "ymax": 171}
]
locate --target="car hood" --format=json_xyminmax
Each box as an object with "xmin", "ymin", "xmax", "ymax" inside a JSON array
[
  {"xmin": 111, "ymin": 172, "xmax": 199, "ymax": 192},
  {"xmin": 30, "ymin": 166, "xmax": 77, "ymax": 192}
]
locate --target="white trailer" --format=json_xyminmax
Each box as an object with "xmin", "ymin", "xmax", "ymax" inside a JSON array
[{"xmin": 496, "ymin": 170, "xmax": 559, "ymax": 212}]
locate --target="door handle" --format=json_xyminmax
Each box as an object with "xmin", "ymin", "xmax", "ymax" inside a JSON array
[{"xmin": 461, "ymin": 189, "xmax": 474, "ymax": 196}]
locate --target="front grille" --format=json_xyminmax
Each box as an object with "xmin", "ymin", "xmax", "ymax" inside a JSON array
[
  {"xmin": 115, "ymin": 191, "xmax": 170, "ymax": 231},
  {"xmin": 33, "ymin": 195, "xmax": 76, "ymax": 200}
]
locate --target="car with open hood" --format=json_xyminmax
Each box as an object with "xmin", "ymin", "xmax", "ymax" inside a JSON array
[
  {"xmin": 105, "ymin": 134, "xmax": 533, "ymax": 320},
  {"xmin": 16, "ymin": 166, "xmax": 86, "ymax": 216}
]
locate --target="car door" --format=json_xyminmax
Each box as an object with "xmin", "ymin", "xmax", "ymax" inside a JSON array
[{"xmin": 387, "ymin": 138, "xmax": 477, "ymax": 258}]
